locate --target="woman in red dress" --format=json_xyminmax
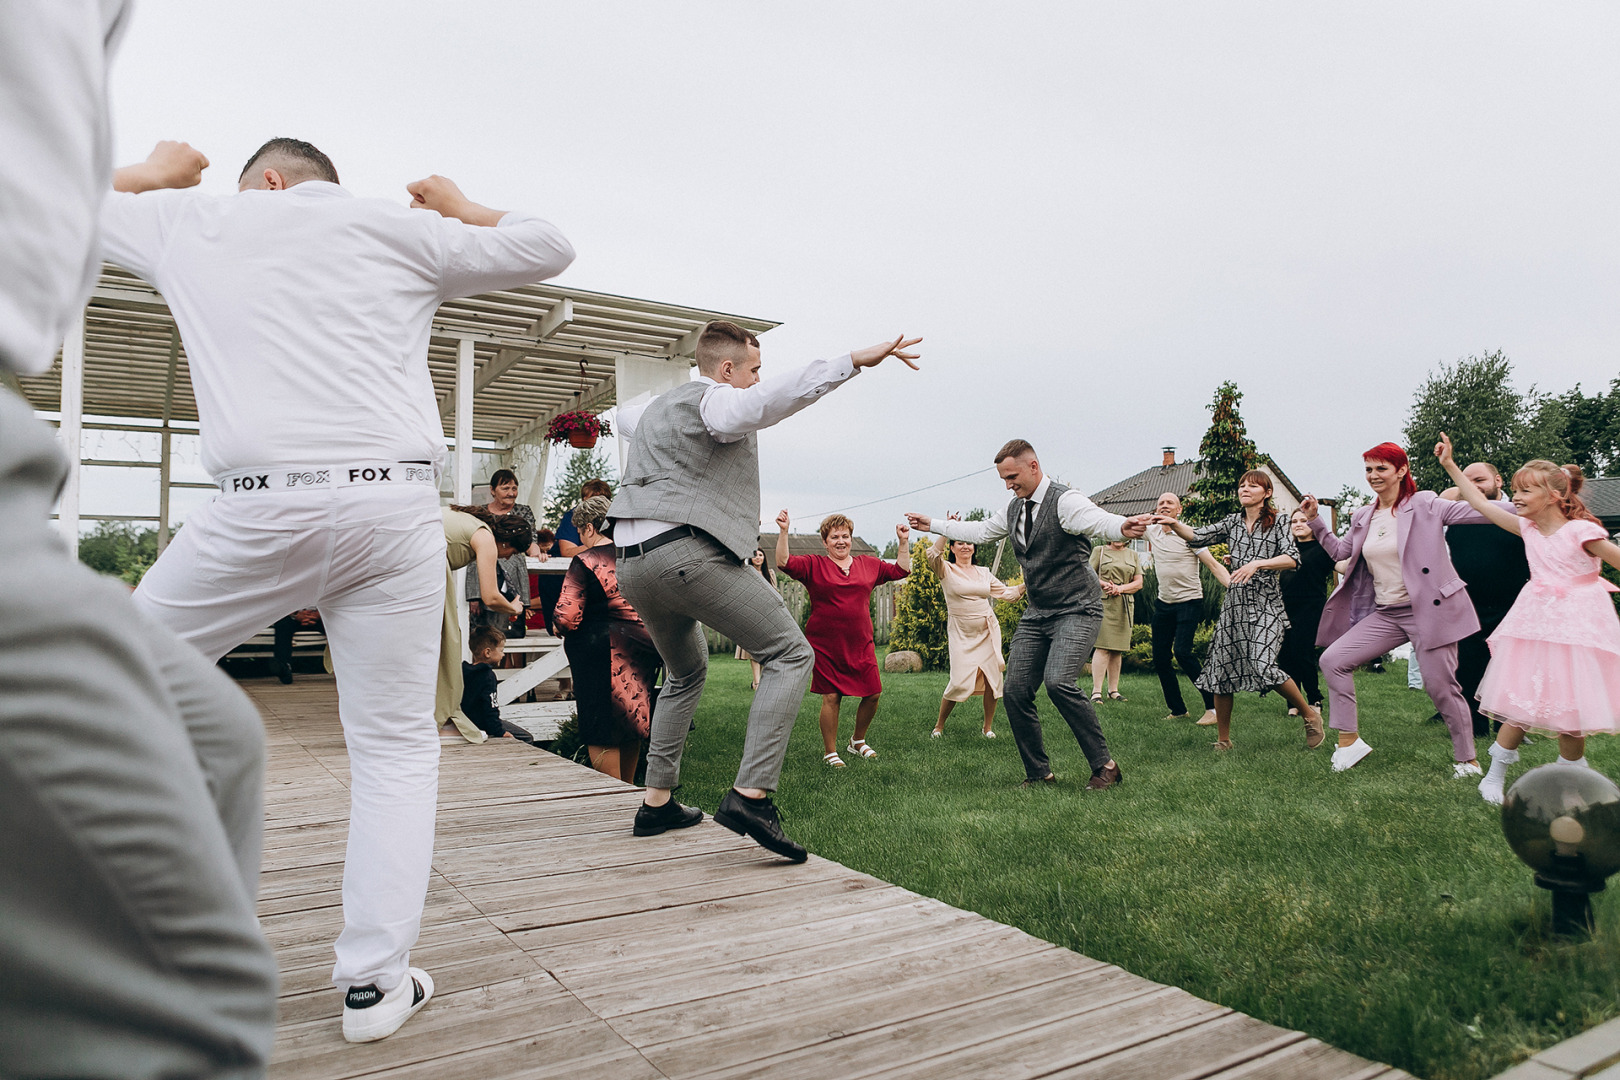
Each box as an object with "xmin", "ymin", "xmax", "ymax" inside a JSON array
[{"xmin": 776, "ymin": 510, "xmax": 911, "ymax": 767}]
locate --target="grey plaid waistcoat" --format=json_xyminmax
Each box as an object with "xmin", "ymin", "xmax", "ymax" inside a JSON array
[
  {"xmin": 609, "ymin": 380, "xmax": 760, "ymax": 561},
  {"xmin": 1009, "ymin": 481, "xmax": 1103, "ymax": 618}
]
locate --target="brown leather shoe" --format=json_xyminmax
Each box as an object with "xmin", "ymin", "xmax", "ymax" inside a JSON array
[{"xmin": 1086, "ymin": 762, "xmax": 1123, "ymax": 790}]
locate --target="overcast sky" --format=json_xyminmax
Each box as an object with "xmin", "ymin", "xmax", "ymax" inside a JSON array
[{"xmin": 92, "ymin": 1, "xmax": 1620, "ymax": 541}]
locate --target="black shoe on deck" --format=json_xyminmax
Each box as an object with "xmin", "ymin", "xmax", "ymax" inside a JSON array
[
  {"xmin": 714, "ymin": 790, "xmax": 808, "ymax": 863},
  {"xmin": 272, "ymin": 661, "xmax": 293, "ymax": 685},
  {"xmin": 633, "ymin": 799, "xmax": 704, "ymax": 837}
]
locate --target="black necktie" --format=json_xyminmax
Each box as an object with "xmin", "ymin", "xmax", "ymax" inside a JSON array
[{"xmin": 1023, "ymin": 498, "xmax": 1036, "ymax": 545}]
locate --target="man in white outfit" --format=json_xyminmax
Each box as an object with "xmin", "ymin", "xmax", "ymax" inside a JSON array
[{"xmin": 101, "ymin": 137, "xmax": 574, "ymax": 1042}]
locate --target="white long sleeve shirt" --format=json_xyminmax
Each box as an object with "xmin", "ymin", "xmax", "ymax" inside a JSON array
[
  {"xmin": 613, "ymin": 353, "xmax": 858, "ymax": 546},
  {"xmin": 931, "ymin": 475, "xmax": 1127, "ymax": 546},
  {"xmin": 99, "ymin": 182, "xmax": 574, "ymax": 476}
]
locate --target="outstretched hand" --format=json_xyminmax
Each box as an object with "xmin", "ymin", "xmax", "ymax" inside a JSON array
[
  {"xmin": 113, "ymin": 140, "xmax": 209, "ymax": 193},
  {"xmin": 851, "ymin": 335, "xmax": 923, "ymax": 370},
  {"xmin": 406, "ymin": 175, "xmax": 505, "ymax": 227},
  {"xmin": 1434, "ymin": 432, "xmax": 1458, "ymax": 471},
  {"xmin": 776, "ymin": 509, "xmax": 791, "ymax": 533},
  {"xmin": 904, "ymin": 511, "xmax": 931, "ymax": 532},
  {"xmin": 1299, "ymin": 494, "xmax": 1319, "ymax": 521},
  {"xmin": 1121, "ymin": 514, "xmax": 1151, "ymax": 539}
]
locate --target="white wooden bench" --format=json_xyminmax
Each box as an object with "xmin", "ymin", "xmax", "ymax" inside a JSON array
[{"xmin": 501, "ymin": 700, "xmax": 574, "ymax": 743}]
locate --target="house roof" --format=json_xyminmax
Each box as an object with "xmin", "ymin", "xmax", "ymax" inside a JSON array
[
  {"xmin": 1585, "ymin": 476, "xmax": 1620, "ymax": 530},
  {"xmin": 1090, "ymin": 457, "xmax": 1328, "ymax": 519}
]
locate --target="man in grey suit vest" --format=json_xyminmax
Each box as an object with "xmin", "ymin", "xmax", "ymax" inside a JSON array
[
  {"xmin": 909, "ymin": 440, "xmax": 1149, "ymax": 789},
  {"xmin": 612, "ymin": 320, "xmax": 921, "ymax": 859}
]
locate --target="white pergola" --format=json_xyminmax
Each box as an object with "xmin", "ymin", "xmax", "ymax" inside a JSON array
[{"xmin": 16, "ymin": 264, "xmax": 779, "ymax": 556}]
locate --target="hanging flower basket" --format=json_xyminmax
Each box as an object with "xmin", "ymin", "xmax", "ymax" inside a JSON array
[{"xmin": 545, "ymin": 410, "xmax": 611, "ymax": 448}]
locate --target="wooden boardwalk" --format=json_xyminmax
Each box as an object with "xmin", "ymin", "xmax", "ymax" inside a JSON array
[{"xmin": 253, "ymin": 678, "xmax": 1408, "ymax": 1080}]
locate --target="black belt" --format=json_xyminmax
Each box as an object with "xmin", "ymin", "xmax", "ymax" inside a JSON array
[{"xmin": 617, "ymin": 524, "xmax": 702, "ymax": 560}]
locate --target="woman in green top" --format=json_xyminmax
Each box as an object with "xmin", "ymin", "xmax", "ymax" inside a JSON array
[{"xmin": 1089, "ymin": 540, "xmax": 1143, "ymax": 702}]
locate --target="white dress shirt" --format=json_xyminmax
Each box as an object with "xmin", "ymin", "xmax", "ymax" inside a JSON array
[
  {"xmin": 931, "ymin": 475, "xmax": 1127, "ymax": 546},
  {"xmin": 613, "ymin": 353, "xmax": 858, "ymax": 546},
  {"xmin": 99, "ymin": 182, "xmax": 574, "ymax": 476}
]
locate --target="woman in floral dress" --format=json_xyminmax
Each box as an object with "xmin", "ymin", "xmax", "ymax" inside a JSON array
[{"xmin": 1155, "ymin": 471, "xmax": 1325, "ymax": 751}]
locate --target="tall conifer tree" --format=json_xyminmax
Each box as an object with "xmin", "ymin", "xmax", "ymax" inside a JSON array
[{"xmin": 1184, "ymin": 381, "xmax": 1262, "ymax": 526}]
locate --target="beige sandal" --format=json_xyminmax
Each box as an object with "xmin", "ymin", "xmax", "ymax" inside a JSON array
[{"xmin": 1212, "ymin": 738, "xmax": 1234, "ymax": 751}]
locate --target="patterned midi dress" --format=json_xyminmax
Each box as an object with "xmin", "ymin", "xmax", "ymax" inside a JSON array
[{"xmin": 1188, "ymin": 512, "xmax": 1299, "ymax": 695}]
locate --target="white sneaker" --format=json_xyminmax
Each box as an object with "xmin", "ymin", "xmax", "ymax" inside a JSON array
[
  {"xmin": 1330, "ymin": 738, "xmax": 1373, "ymax": 772},
  {"xmin": 982, "ymin": 729, "xmax": 996, "ymax": 739},
  {"xmin": 343, "ymin": 967, "xmax": 433, "ymax": 1043},
  {"xmin": 1479, "ymin": 774, "xmax": 1505, "ymax": 805},
  {"xmin": 1452, "ymin": 762, "xmax": 1483, "ymax": 779}
]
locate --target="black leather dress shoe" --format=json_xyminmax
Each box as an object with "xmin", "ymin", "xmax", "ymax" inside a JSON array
[
  {"xmin": 714, "ymin": 790, "xmax": 808, "ymax": 863},
  {"xmin": 632, "ymin": 799, "xmax": 704, "ymax": 837}
]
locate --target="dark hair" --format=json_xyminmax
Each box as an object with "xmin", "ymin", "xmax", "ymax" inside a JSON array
[
  {"xmin": 949, "ymin": 536, "xmax": 978, "ymax": 565},
  {"xmin": 751, "ymin": 548, "xmax": 775, "ymax": 584},
  {"xmin": 579, "ymin": 478, "xmax": 612, "ymax": 500},
  {"xmin": 694, "ymin": 320, "xmax": 756, "ymax": 373},
  {"xmin": 1238, "ymin": 469, "xmax": 1278, "ymax": 532},
  {"xmin": 994, "ymin": 438, "xmax": 1035, "ymax": 464},
  {"xmin": 238, "ymin": 137, "xmax": 339, "ymax": 184},
  {"xmin": 489, "ymin": 469, "xmax": 519, "ymax": 491},
  {"xmin": 468, "ymin": 626, "xmax": 506, "ymax": 657},
  {"xmin": 452, "ymin": 504, "xmax": 534, "ymax": 551},
  {"xmin": 1363, "ymin": 442, "xmax": 1417, "ymax": 505}
]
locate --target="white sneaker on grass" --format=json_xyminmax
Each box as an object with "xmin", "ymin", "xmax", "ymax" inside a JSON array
[
  {"xmin": 342, "ymin": 967, "xmax": 433, "ymax": 1043},
  {"xmin": 1452, "ymin": 761, "xmax": 1483, "ymax": 779},
  {"xmin": 1330, "ymin": 738, "xmax": 1373, "ymax": 772}
]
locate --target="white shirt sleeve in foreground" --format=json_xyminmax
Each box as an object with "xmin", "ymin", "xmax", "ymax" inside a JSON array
[
  {"xmin": 1056, "ymin": 488, "xmax": 1127, "ymax": 542},
  {"xmin": 99, "ymin": 188, "xmax": 194, "ymax": 282},
  {"xmin": 698, "ymin": 353, "xmax": 858, "ymax": 443},
  {"xmin": 434, "ymin": 209, "xmax": 575, "ymax": 299},
  {"xmin": 933, "ymin": 508, "xmax": 1011, "ymax": 545}
]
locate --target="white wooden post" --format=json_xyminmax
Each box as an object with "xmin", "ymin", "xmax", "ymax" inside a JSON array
[
  {"xmin": 613, "ymin": 353, "xmax": 692, "ymax": 476},
  {"xmin": 57, "ymin": 310, "xmax": 86, "ymax": 556},
  {"xmin": 157, "ymin": 330, "xmax": 179, "ymax": 552},
  {"xmin": 454, "ymin": 336, "xmax": 476, "ymax": 660}
]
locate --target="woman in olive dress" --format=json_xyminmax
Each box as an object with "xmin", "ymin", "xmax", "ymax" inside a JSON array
[
  {"xmin": 1154, "ymin": 471, "xmax": 1325, "ymax": 751},
  {"xmin": 1088, "ymin": 539, "xmax": 1143, "ymax": 703}
]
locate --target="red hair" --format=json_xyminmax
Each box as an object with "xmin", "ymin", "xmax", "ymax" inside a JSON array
[{"xmin": 1363, "ymin": 442, "xmax": 1417, "ymax": 505}]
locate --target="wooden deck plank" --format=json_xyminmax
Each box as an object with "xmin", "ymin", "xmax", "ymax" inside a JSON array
[{"xmin": 246, "ymin": 678, "xmax": 1402, "ymax": 1080}]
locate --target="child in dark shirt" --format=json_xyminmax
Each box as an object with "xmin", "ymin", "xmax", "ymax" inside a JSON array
[{"xmin": 461, "ymin": 627, "xmax": 521, "ymax": 741}]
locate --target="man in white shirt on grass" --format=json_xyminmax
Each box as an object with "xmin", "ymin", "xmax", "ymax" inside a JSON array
[
  {"xmin": 101, "ymin": 136, "xmax": 574, "ymax": 1043},
  {"xmin": 909, "ymin": 441, "xmax": 1150, "ymax": 790},
  {"xmin": 1146, "ymin": 492, "xmax": 1224, "ymax": 725}
]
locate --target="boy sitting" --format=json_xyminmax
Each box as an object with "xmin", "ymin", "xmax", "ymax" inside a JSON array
[{"xmin": 461, "ymin": 626, "xmax": 525, "ymax": 742}]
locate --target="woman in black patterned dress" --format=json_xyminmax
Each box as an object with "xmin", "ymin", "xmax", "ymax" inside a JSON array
[{"xmin": 1154, "ymin": 470, "xmax": 1325, "ymax": 751}]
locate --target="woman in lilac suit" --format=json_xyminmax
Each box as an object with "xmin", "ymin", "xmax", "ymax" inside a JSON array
[{"xmin": 1300, "ymin": 442, "xmax": 1490, "ymax": 776}]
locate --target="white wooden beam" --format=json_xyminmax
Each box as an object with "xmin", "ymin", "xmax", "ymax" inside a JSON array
[
  {"xmin": 57, "ymin": 310, "xmax": 86, "ymax": 555},
  {"xmin": 158, "ymin": 330, "xmax": 179, "ymax": 552},
  {"xmin": 437, "ymin": 299, "xmax": 580, "ymax": 418},
  {"xmin": 454, "ymin": 337, "xmax": 475, "ymax": 504},
  {"xmin": 660, "ymin": 324, "xmax": 703, "ymax": 358}
]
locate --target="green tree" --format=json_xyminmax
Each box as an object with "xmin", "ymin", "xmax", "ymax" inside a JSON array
[
  {"xmin": 888, "ymin": 538, "xmax": 950, "ymax": 670},
  {"xmin": 1402, "ymin": 351, "xmax": 1570, "ymax": 492},
  {"xmin": 78, "ymin": 520, "xmax": 161, "ymax": 585},
  {"xmin": 1184, "ymin": 381, "xmax": 1262, "ymax": 526},
  {"xmin": 542, "ymin": 448, "xmax": 617, "ymax": 531},
  {"xmin": 1558, "ymin": 378, "xmax": 1620, "ymax": 478}
]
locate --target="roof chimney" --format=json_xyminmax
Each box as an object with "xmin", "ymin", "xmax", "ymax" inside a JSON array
[{"xmin": 1161, "ymin": 447, "xmax": 1176, "ymax": 469}]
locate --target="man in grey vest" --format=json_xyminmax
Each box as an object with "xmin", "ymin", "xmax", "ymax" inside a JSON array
[
  {"xmin": 909, "ymin": 440, "xmax": 1150, "ymax": 789},
  {"xmin": 611, "ymin": 320, "xmax": 920, "ymax": 860}
]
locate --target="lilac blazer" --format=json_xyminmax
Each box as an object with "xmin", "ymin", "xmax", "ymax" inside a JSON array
[{"xmin": 1310, "ymin": 491, "xmax": 1490, "ymax": 650}]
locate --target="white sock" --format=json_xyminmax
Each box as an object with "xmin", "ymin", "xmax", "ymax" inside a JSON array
[
  {"xmin": 1486, "ymin": 742, "xmax": 1518, "ymax": 781},
  {"xmin": 1558, "ymin": 755, "xmax": 1589, "ymax": 768}
]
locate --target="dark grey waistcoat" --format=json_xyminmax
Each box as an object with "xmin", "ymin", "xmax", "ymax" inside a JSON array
[{"xmin": 1009, "ymin": 481, "xmax": 1104, "ymax": 619}]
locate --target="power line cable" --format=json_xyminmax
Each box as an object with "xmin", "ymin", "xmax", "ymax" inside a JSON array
[{"xmin": 800, "ymin": 466, "xmax": 997, "ymax": 520}]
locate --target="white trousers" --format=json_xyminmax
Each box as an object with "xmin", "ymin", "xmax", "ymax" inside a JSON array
[{"xmin": 135, "ymin": 483, "xmax": 443, "ymax": 994}]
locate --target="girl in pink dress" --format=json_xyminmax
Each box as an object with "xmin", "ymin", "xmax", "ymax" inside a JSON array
[{"xmin": 1437, "ymin": 435, "xmax": 1620, "ymax": 804}]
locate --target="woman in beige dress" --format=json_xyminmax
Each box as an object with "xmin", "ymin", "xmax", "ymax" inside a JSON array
[
  {"xmin": 927, "ymin": 531, "xmax": 1025, "ymax": 738},
  {"xmin": 1089, "ymin": 540, "xmax": 1143, "ymax": 703},
  {"xmin": 438, "ymin": 507, "xmax": 531, "ymax": 742}
]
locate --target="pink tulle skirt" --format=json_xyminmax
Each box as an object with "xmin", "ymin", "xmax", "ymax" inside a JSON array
[{"xmin": 1479, "ymin": 635, "xmax": 1620, "ymax": 735}]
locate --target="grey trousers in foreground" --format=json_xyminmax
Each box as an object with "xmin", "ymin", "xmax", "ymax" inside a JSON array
[
  {"xmin": 617, "ymin": 533, "xmax": 814, "ymax": 793},
  {"xmin": 0, "ymin": 390, "xmax": 277, "ymax": 1079},
  {"xmin": 1002, "ymin": 611, "xmax": 1113, "ymax": 780}
]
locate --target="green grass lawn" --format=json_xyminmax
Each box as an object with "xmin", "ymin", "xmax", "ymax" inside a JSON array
[{"xmin": 661, "ymin": 656, "xmax": 1620, "ymax": 1080}]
